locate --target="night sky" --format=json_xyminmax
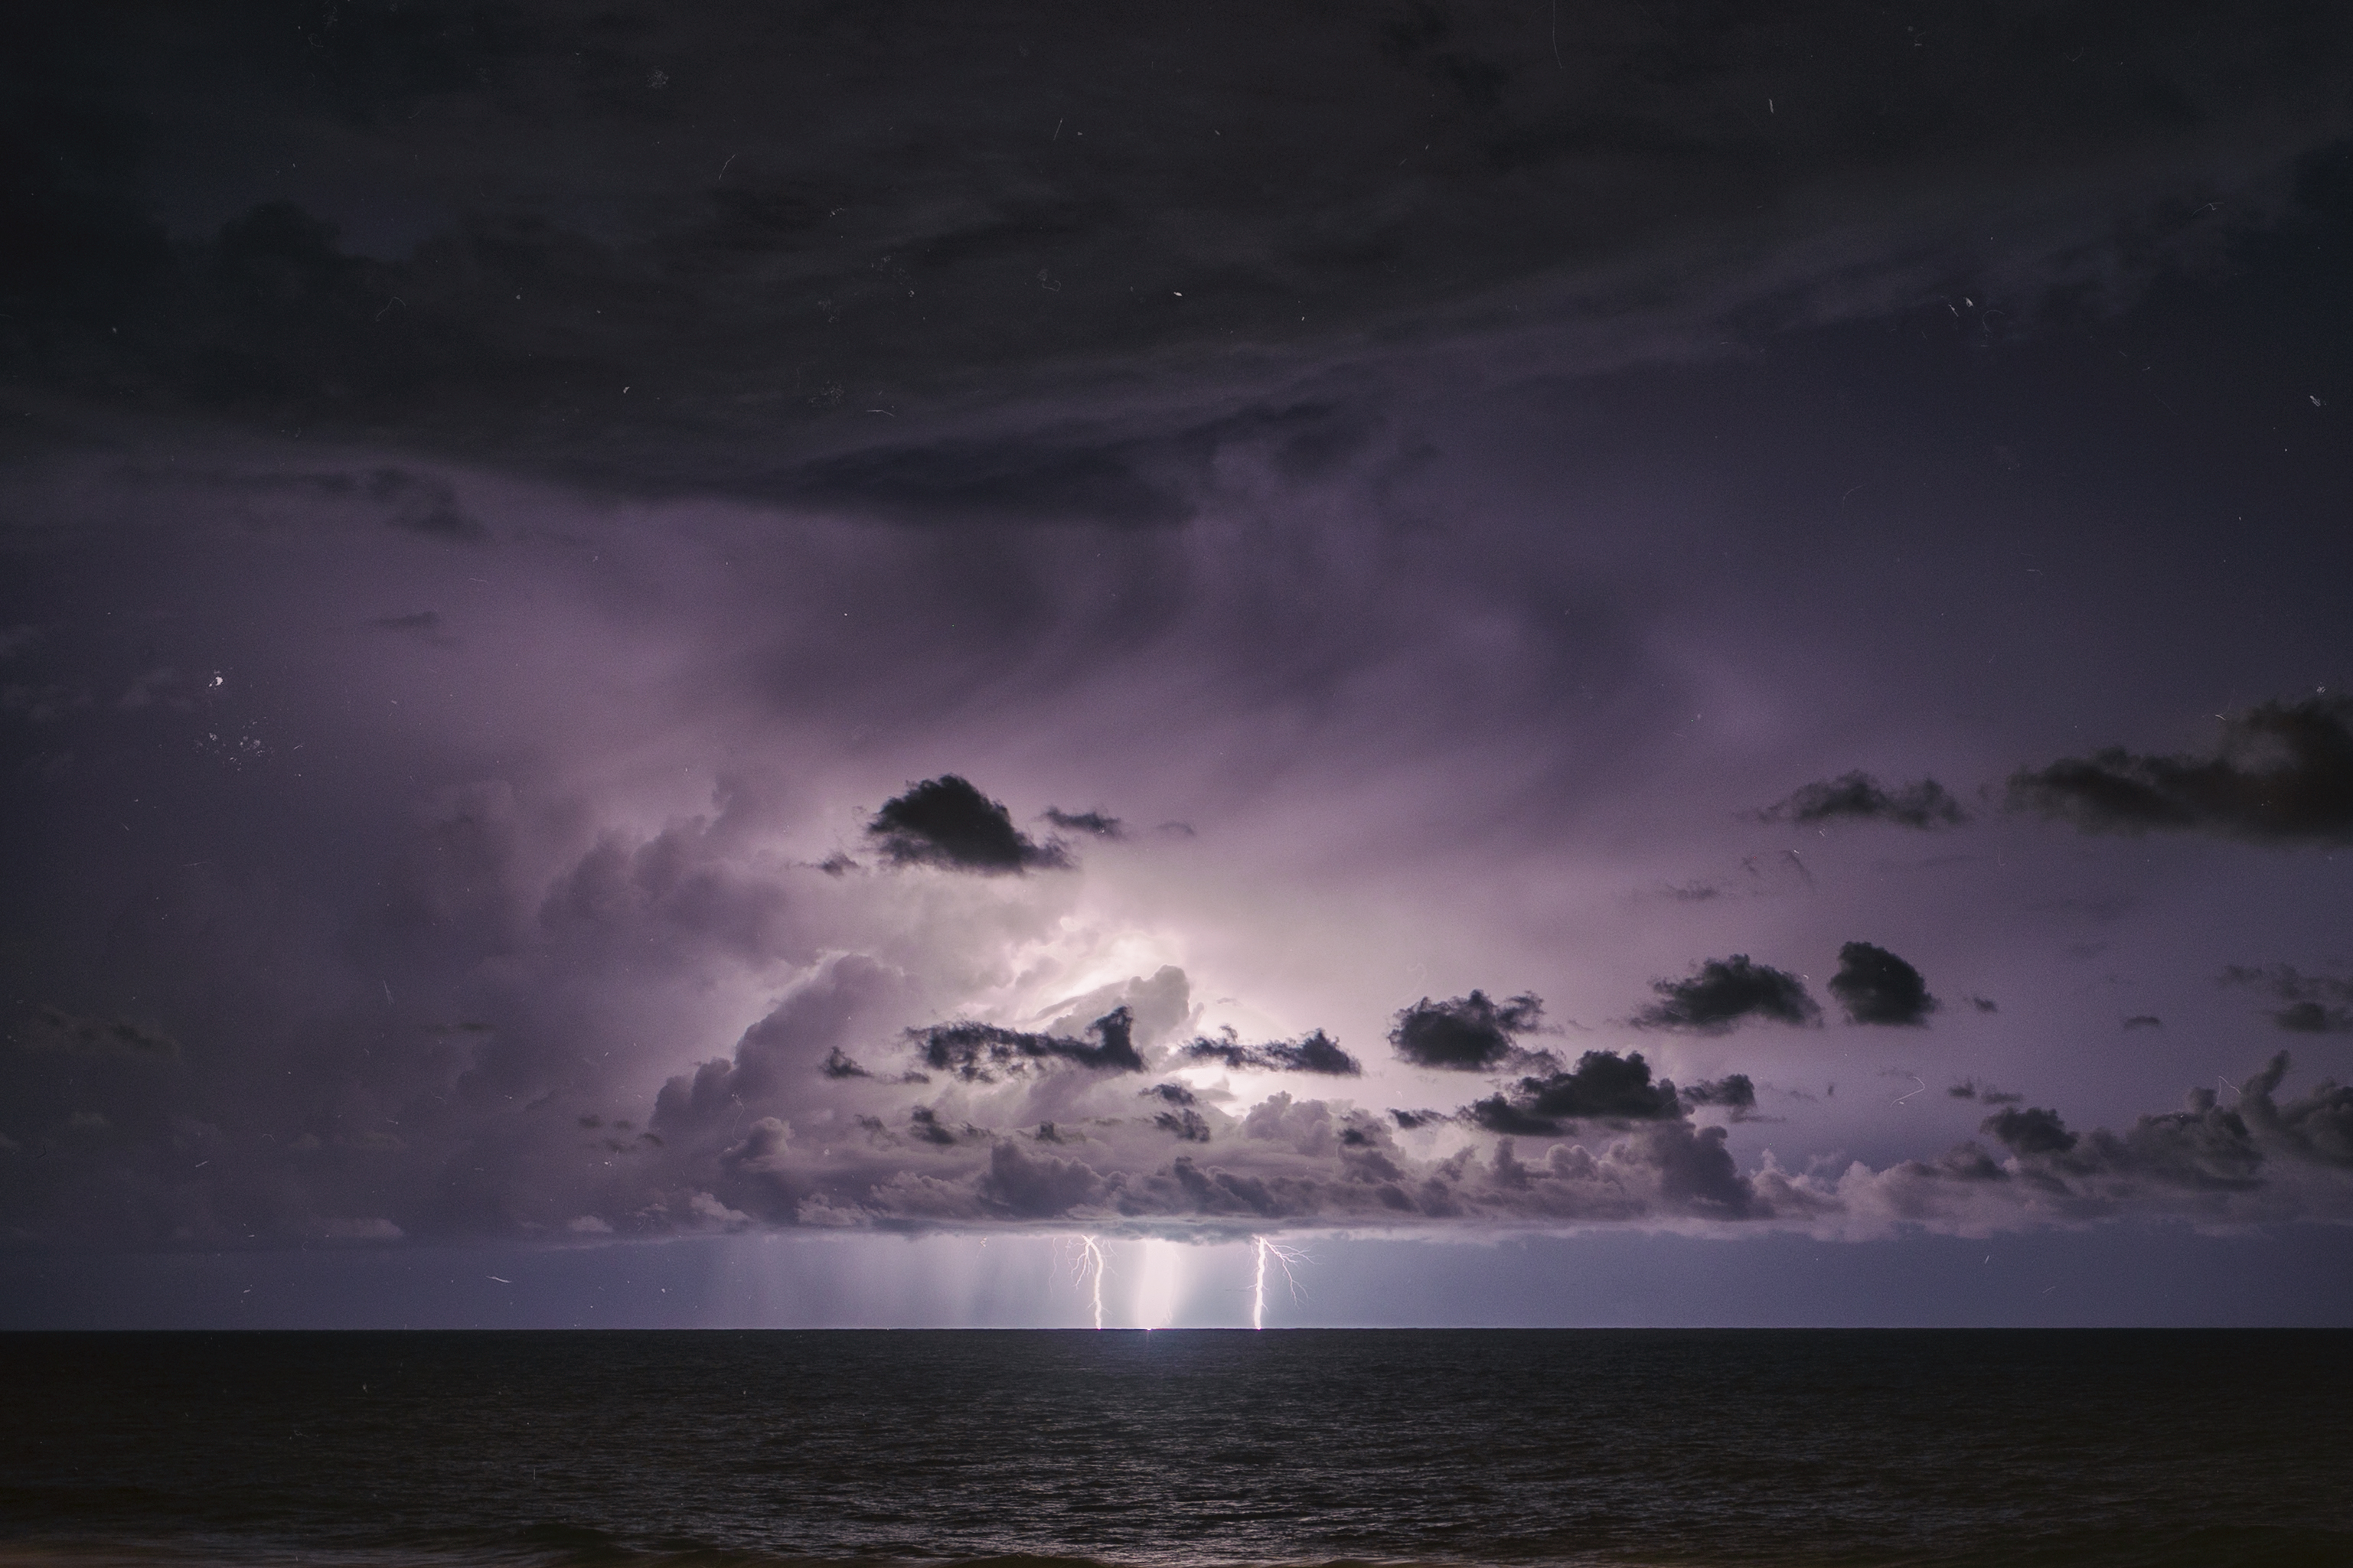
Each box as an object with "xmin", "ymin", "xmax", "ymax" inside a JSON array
[{"xmin": 4, "ymin": 1, "xmax": 2351, "ymax": 1327}]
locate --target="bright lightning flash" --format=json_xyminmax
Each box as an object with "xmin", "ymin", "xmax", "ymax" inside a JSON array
[
  {"xmin": 1069, "ymin": 1235, "xmax": 1107, "ymax": 1330},
  {"xmin": 1250, "ymin": 1235, "xmax": 1306, "ymax": 1330}
]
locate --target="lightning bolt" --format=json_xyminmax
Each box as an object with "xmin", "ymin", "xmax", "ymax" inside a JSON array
[
  {"xmin": 1251, "ymin": 1235, "xmax": 1305, "ymax": 1329},
  {"xmin": 1071, "ymin": 1235, "xmax": 1107, "ymax": 1330}
]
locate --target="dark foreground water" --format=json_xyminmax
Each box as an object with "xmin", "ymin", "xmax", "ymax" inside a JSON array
[{"xmin": 2, "ymin": 1331, "xmax": 2348, "ymax": 1568}]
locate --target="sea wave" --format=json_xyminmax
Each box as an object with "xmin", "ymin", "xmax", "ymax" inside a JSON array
[{"xmin": 10, "ymin": 1525, "xmax": 2353, "ymax": 1568}]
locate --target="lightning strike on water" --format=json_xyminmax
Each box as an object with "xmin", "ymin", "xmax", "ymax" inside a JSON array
[
  {"xmin": 1251, "ymin": 1235, "xmax": 1306, "ymax": 1330},
  {"xmin": 1072, "ymin": 1235, "xmax": 1106, "ymax": 1330}
]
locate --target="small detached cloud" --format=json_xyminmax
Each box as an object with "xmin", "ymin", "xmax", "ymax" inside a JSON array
[
  {"xmin": 1635, "ymin": 957, "xmax": 1819, "ymax": 1032},
  {"xmin": 2221, "ymin": 963, "xmax": 2353, "ymax": 1035},
  {"xmin": 1682, "ymin": 1074, "xmax": 1759, "ymax": 1118},
  {"xmin": 2123, "ymin": 1015, "xmax": 2164, "ymax": 1031},
  {"xmin": 867, "ymin": 776, "xmax": 1072, "ymax": 873},
  {"xmin": 1828, "ymin": 942, "xmax": 1938, "ymax": 1026},
  {"xmin": 1389, "ymin": 991, "xmax": 1545, "ymax": 1070},
  {"xmin": 1183, "ymin": 1028, "xmax": 1362, "ymax": 1076},
  {"xmin": 1464, "ymin": 1050, "xmax": 1684, "ymax": 1136},
  {"xmin": 1042, "ymin": 807, "xmax": 1124, "ymax": 839},
  {"xmin": 906, "ymin": 1006, "xmax": 1146, "ymax": 1081},
  {"xmin": 1757, "ymin": 772, "xmax": 1966, "ymax": 829},
  {"xmin": 1947, "ymin": 1079, "xmax": 2024, "ymax": 1105},
  {"xmin": 2006, "ymin": 695, "xmax": 2353, "ymax": 844},
  {"xmin": 1980, "ymin": 1105, "xmax": 2079, "ymax": 1156}
]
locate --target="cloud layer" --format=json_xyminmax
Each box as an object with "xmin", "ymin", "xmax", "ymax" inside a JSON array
[{"xmin": 2008, "ymin": 696, "xmax": 2353, "ymax": 843}]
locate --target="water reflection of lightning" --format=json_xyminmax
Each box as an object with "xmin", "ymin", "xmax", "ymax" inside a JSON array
[
  {"xmin": 1070, "ymin": 1235, "xmax": 1106, "ymax": 1330},
  {"xmin": 1250, "ymin": 1235, "xmax": 1305, "ymax": 1330}
]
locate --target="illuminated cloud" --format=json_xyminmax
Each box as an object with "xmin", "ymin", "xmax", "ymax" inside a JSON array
[{"xmin": 5, "ymin": 0, "xmax": 2353, "ymax": 1321}]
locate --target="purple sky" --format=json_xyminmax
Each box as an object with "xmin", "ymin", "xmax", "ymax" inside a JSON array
[{"xmin": 3, "ymin": 0, "xmax": 2350, "ymax": 1325}]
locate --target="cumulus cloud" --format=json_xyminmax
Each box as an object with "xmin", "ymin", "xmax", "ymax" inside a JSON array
[
  {"xmin": 2220, "ymin": 963, "xmax": 2353, "ymax": 1034},
  {"xmin": 1750, "ymin": 1055, "xmax": 2353, "ymax": 1236},
  {"xmin": 1464, "ymin": 1050, "xmax": 1684, "ymax": 1136},
  {"xmin": 1634, "ymin": 957, "xmax": 1819, "ymax": 1032},
  {"xmin": 1981, "ymin": 1105, "xmax": 2079, "ymax": 1156},
  {"xmin": 1828, "ymin": 942, "xmax": 1938, "ymax": 1026},
  {"xmin": 867, "ymin": 777, "xmax": 1072, "ymax": 874},
  {"xmin": 1757, "ymin": 773, "xmax": 1966, "ymax": 829},
  {"xmin": 907, "ymin": 1008, "xmax": 1147, "ymax": 1082},
  {"xmin": 2006, "ymin": 696, "xmax": 2353, "ymax": 844},
  {"xmin": 1183, "ymin": 1028, "xmax": 1362, "ymax": 1076},
  {"xmin": 1682, "ymin": 1074, "xmax": 1759, "ymax": 1117},
  {"xmin": 1388, "ymin": 992, "xmax": 1545, "ymax": 1070}
]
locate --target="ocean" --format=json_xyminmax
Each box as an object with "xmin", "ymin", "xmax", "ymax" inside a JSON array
[{"xmin": 2, "ymin": 1330, "xmax": 2347, "ymax": 1568}]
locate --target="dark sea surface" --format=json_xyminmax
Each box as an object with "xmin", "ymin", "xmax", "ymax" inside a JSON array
[{"xmin": 2, "ymin": 1331, "xmax": 2348, "ymax": 1568}]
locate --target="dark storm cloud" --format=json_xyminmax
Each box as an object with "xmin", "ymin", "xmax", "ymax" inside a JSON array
[
  {"xmin": 866, "ymin": 777, "xmax": 1071, "ymax": 874},
  {"xmin": 1153, "ymin": 1108, "xmax": 1213, "ymax": 1143},
  {"xmin": 1041, "ymin": 808, "xmax": 1123, "ymax": 839},
  {"xmin": 906, "ymin": 1007, "xmax": 1146, "ymax": 1081},
  {"xmin": 1635, "ymin": 957, "xmax": 1819, "ymax": 1032},
  {"xmin": 1682, "ymin": 1075, "xmax": 1758, "ymax": 1116},
  {"xmin": 8, "ymin": 2, "xmax": 2350, "ymax": 505},
  {"xmin": 1389, "ymin": 992, "xmax": 1545, "ymax": 1071},
  {"xmin": 907, "ymin": 1107, "xmax": 969, "ymax": 1146},
  {"xmin": 1183, "ymin": 1028, "xmax": 1363, "ymax": 1076},
  {"xmin": 1464, "ymin": 1050, "xmax": 1683, "ymax": 1136},
  {"xmin": 977, "ymin": 1140, "xmax": 1108, "ymax": 1221},
  {"xmin": 821, "ymin": 1048, "xmax": 871, "ymax": 1080},
  {"xmin": 14, "ymin": 6, "xmax": 2353, "ymax": 1268},
  {"xmin": 1828, "ymin": 942, "xmax": 1938, "ymax": 1026},
  {"xmin": 1983, "ymin": 1106, "xmax": 2079, "ymax": 1156},
  {"xmin": 1757, "ymin": 773, "xmax": 1966, "ymax": 829},
  {"xmin": 2220, "ymin": 964, "xmax": 2353, "ymax": 1034},
  {"xmin": 2006, "ymin": 696, "xmax": 2353, "ymax": 844},
  {"xmin": 2240, "ymin": 1055, "xmax": 2353, "ymax": 1170},
  {"xmin": 1933, "ymin": 1058, "xmax": 2353, "ymax": 1202}
]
